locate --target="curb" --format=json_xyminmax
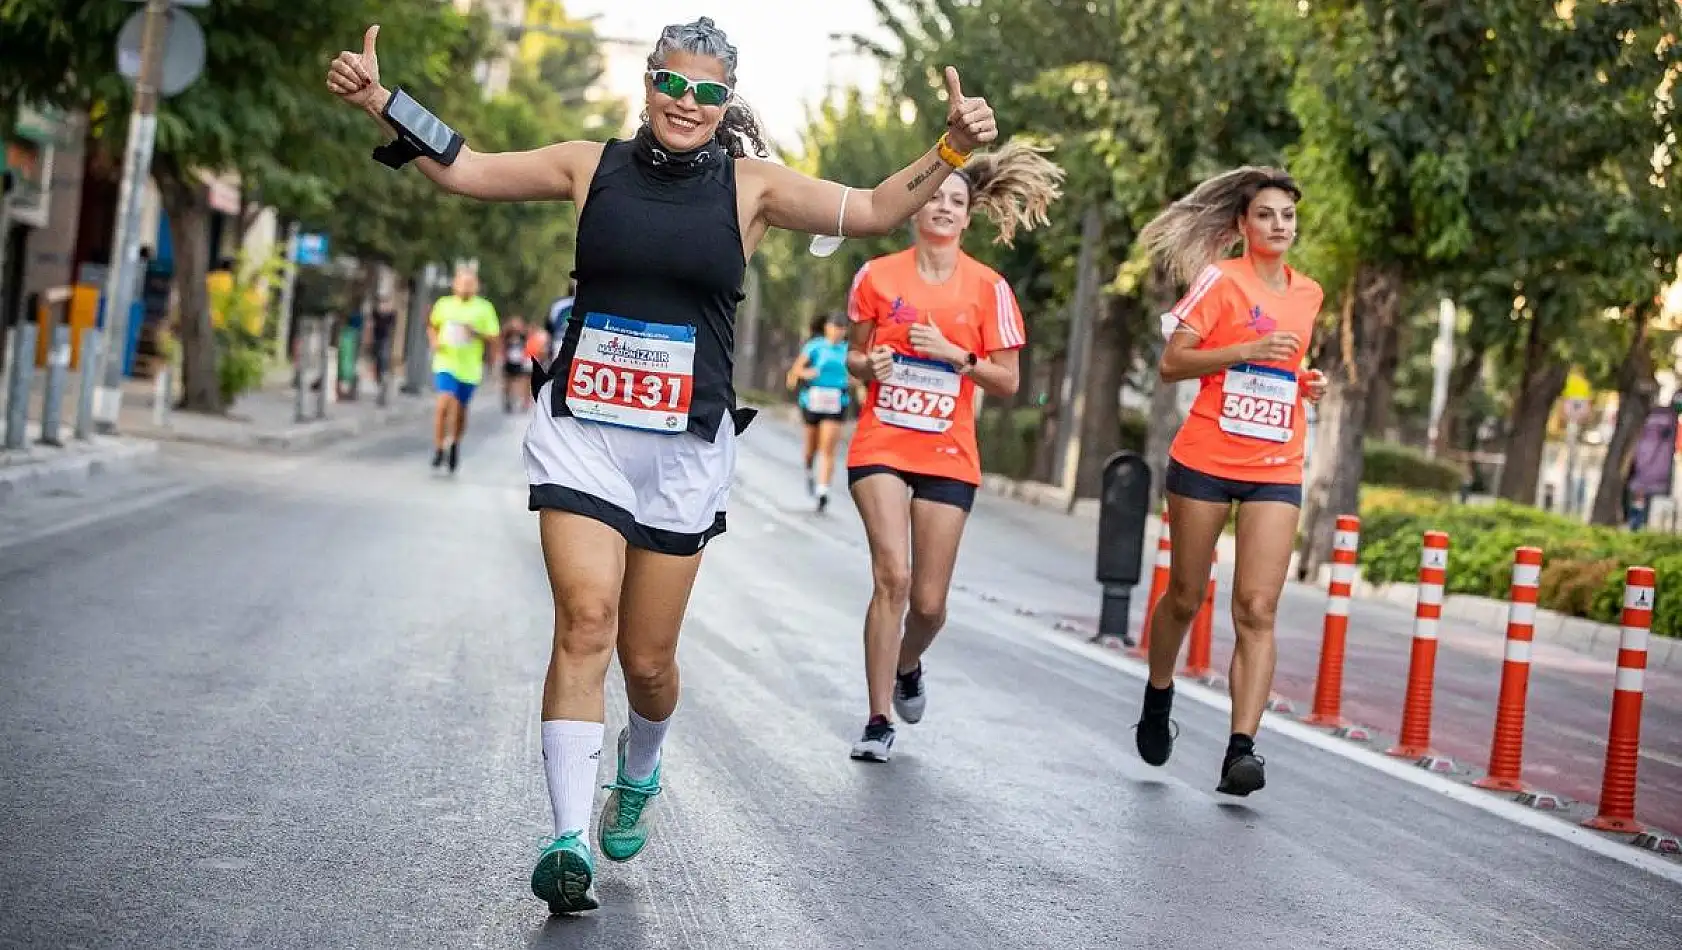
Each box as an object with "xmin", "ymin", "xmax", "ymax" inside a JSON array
[
  {"xmin": 0, "ymin": 438, "xmax": 160, "ymax": 501},
  {"xmin": 1361, "ymin": 582, "xmax": 1680, "ymax": 672},
  {"xmin": 134, "ymin": 398, "xmax": 433, "ymax": 454}
]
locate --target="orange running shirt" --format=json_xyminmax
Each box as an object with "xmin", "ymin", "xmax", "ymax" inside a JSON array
[
  {"xmin": 1166, "ymin": 256, "xmax": 1324, "ymax": 485},
  {"xmin": 846, "ymin": 248, "xmax": 1026, "ymax": 485}
]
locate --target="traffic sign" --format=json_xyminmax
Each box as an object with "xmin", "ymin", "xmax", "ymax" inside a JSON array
[
  {"xmin": 295, "ymin": 233, "xmax": 330, "ymax": 266},
  {"xmin": 116, "ymin": 7, "xmax": 206, "ymax": 98}
]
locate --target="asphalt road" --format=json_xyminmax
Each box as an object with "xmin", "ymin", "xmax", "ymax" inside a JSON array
[{"xmin": 2, "ymin": 405, "xmax": 1679, "ymax": 949}]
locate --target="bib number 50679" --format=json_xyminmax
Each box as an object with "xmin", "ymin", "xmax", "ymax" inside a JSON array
[{"xmin": 877, "ymin": 386, "xmax": 955, "ymax": 418}]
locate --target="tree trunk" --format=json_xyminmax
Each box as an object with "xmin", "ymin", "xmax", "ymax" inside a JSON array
[
  {"xmin": 1032, "ymin": 351, "xmax": 1066, "ymax": 483},
  {"xmin": 1141, "ymin": 263, "xmax": 1182, "ymax": 516},
  {"xmin": 1432, "ymin": 338, "xmax": 1487, "ymax": 457},
  {"xmin": 1298, "ymin": 262, "xmax": 1403, "ymax": 582},
  {"xmin": 1363, "ymin": 317, "xmax": 1402, "ymax": 440},
  {"xmin": 1074, "ymin": 294, "xmax": 1139, "ymax": 498},
  {"xmin": 1590, "ymin": 309, "xmax": 1656, "ymax": 526},
  {"xmin": 1495, "ymin": 315, "xmax": 1567, "ymax": 504},
  {"xmin": 156, "ymin": 161, "xmax": 222, "ymax": 414}
]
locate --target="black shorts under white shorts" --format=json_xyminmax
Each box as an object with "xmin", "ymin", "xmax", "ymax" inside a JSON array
[
  {"xmin": 1165, "ymin": 458, "xmax": 1302, "ymax": 507},
  {"xmin": 847, "ymin": 464, "xmax": 978, "ymax": 513}
]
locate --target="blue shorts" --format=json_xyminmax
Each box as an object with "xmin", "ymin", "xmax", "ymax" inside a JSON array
[
  {"xmin": 1165, "ymin": 458, "xmax": 1301, "ymax": 507},
  {"xmin": 435, "ymin": 371, "xmax": 477, "ymax": 405}
]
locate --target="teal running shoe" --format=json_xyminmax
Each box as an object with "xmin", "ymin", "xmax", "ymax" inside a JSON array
[
  {"xmin": 530, "ymin": 832, "xmax": 597, "ymax": 914},
  {"xmin": 597, "ymin": 727, "xmax": 663, "ymax": 863}
]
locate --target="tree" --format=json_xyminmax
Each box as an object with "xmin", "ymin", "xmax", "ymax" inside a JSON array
[
  {"xmin": 1275, "ymin": 0, "xmax": 1676, "ymax": 578},
  {"xmin": 0, "ymin": 0, "xmax": 447, "ymax": 412},
  {"xmin": 858, "ymin": 0, "xmax": 1297, "ymax": 498}
]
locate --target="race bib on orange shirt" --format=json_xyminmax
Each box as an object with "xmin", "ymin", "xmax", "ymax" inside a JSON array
[
  {"xmin": 566, "ymin": 313, "xmax": 694, "ymax": 433},
  {"xmin": 1219, "ymin": 363, "xmax": 1297, "ymax": 444},
  {"xmin": 876, "ymin": 354, "xmax": 961, "ymax": 433}
]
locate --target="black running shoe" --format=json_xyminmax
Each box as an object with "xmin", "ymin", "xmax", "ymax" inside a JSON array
[
  {"xmin": 431, "ymin": 448, "xmax": 445, "ymax": 468},
  {"xmin": 817, "ymin": 493, "xmax": 830, "ymax": 514},
  {"xmin": 1217, "ymin": 753, "xmax": 1267, "ymax": 796},
  {"xmin": 1135, "ymin": 683, "xmax": 1177, "ymax": 766},
  {"xmin": 447, "ymin": 443, "xmax": 460, "ymax": 473}
]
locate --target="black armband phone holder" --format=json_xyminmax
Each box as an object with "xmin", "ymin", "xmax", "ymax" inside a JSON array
[{"xmin": 372, "ymin": 85, "xmax": 465, "ymax": 169}]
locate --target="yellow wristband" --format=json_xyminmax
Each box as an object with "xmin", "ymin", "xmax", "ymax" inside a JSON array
[{"xmin": 937, "ymin": 132, "xmax": 970, "ymax": 169}]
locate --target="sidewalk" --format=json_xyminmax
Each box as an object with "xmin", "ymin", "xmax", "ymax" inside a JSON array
[
  {"xmin": 2, "ymin": 363, "xmax": 432, "ymax": 499},
  {"xmin": 111, "ymin": 369, "xmax": 433, "ymax": 452}
]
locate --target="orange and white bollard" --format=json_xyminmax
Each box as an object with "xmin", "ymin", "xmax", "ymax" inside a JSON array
[
  {"xmin": 1306, "ymin": 515, "xmax": 1361, "ymax": 727},
  {"xmin": 1388, "ymin": 531, "xmax": 1451, "ymax": 767},
  {"xmin": 1474, "ymin": 547, "xmax": 1543, "ymax": 793},
  {"xmin": 1182, "ymin": 550, "xmax": 1218, "ymax": 681},
  {"xmin": 1583, "ymin": 566, "xmax": 1655, "ymax": 834},
  {"xmin": 1133, "ymin": 510, "xmax": 1172, "ymax": 658}
]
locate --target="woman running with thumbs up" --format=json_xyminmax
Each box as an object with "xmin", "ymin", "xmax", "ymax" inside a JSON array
[
  {"xmin": 1132, "ymin": 166, "xmax": 1327, "ymax": 797},
  {"xmin": 330, "ymin": 16, "xmax": 1003, "ymax": 914},
  {"xmin": 843, "ymin": 142, "xmax": 1064, "ymax": 762}
]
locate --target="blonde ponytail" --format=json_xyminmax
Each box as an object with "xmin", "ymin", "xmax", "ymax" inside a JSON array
[{"xmin": 956, "ymin": 141, "xmax": 1066, "ymax": 246}]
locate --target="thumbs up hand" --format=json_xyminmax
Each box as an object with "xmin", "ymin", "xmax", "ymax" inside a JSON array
[
  {"xmin": 942, "ymin": 66, "xmax": 997, "ymax": 154},
  {"xmin": 328, "ymin": 25, "xmax": 384, "ymax": 109}
]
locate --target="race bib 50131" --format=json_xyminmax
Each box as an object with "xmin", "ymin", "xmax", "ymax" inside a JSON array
[
  {"xmin": 566, "ymin": 313, "xmax": 696, "ymax": 433},
  {"xmin": 875, "ymin": 354, "xmax": 961, "ymax": 434},
  {"xmin": 1219, "ymin": 362, "xmax": 1297, "ymax": 444}
]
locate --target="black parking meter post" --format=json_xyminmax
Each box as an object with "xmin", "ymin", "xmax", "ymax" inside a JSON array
[{"xmin": 1095, "ymin": 451, "xmax": 1152, "ymax": 647}]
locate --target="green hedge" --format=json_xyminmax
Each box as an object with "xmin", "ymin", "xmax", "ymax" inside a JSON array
[
  {"xmin": 1358, "ymin": 488, "xmax": 1682, "ymax": 638},
  {"xmin": 1361, "ymin": 441, "xmax": 1466, "ymax": 493}
]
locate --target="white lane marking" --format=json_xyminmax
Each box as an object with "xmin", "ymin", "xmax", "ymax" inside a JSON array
[
  {"xmin": 0, "ymin": 482, "xmax": 206, "ymax": 554},
  {"xmin": 730, "ymin": 476, "xmax": 1682, "ymax": 887}
]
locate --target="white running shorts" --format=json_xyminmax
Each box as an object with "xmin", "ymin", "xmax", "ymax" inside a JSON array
[{"xmin": 524, "ymin": 379, "xmax": 736, "ymax": 556}]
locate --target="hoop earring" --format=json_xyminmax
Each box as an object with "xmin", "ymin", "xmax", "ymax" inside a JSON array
[{"xmin": 639, "ymin": 108, "xmax": 649, "ymax": 124}]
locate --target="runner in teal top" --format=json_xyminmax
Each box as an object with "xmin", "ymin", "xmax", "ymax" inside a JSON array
[{"xmin": 787, "ymin": 312, "xmax": 854, "ymax": 513}]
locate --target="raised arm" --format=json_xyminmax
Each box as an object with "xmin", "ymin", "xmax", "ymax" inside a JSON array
[
  {"xmin": 327, "ymin": 26, "xmax": 597, "ymax": 202},
  {"xmin": 749, "ymin": 67, "xmax": 998, "ymax": 238}
]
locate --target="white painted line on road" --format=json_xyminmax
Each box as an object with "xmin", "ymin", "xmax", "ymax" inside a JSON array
[
  {"xmin": 731, "ymin": 481, "xmax": 1682, "ymax": 887},
  {"xmin": 0, "ymin": 482, "xmax": 205, "ymax": 554}
]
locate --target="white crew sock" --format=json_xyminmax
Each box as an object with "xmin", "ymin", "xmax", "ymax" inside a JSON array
[
  {"xmin": 541, "ymin": 720, "xmax": 604, "ymax": 839},
  {"xmin": 622, "ymin": 707, "xmax": 671, "ymax": 784},
  {"xmin": 816, "ymin": 483, "xmax": 830, "ymax": 498}
]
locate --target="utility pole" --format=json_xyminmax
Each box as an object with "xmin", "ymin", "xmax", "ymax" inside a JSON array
[{"xmin": 91, "ymin": 0, "xmax": 170, "ymax": 432}]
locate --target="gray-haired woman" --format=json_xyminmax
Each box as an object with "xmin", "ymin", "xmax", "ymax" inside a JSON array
[{"xmin": 327, "ymin": 16, "xmax": 1001, "ymax": 914}]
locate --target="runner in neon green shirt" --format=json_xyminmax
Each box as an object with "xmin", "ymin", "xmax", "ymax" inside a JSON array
[{"xmin": 428, "ymin": 268, "xmax": 501, "ymax": 472}]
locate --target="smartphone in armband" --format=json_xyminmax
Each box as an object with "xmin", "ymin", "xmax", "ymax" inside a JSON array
[{"xmin": 376, "ymin": 86, "xmax": 465, "ymax": 168}]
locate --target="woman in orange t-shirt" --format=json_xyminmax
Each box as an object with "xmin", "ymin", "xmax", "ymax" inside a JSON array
[
  {"xmin": 1132, "ymin": 166, "xmax": 1328, "ymax": 797},
  {"xmin": 841, "ymin": 142, "xmax": 1064, "ymax": 763}
]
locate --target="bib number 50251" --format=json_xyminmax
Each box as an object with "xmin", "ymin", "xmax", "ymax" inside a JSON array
[{"xmin": 1218, "ymin": 362, "xmax": 1297, "ymax": 444}]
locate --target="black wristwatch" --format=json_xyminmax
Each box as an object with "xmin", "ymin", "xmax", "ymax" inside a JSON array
[{"xmin": 958, "ymin": 351, "xmax": 978, "ymax": 373}]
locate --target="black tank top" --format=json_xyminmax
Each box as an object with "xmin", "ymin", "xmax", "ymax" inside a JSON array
[{"xmin": 542, "ymin": 127, "xmax": 756, "ymax": 442}]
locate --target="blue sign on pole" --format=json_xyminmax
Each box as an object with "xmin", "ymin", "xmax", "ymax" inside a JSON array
[{"xmin": 295, "ymin": 233, "xmax": 329, "ymax": 266}]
